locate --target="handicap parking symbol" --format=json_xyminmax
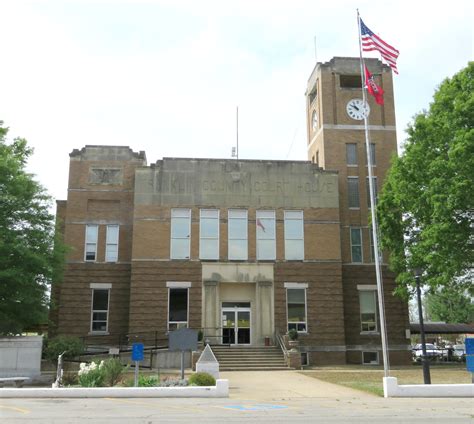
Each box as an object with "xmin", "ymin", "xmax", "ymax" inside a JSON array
[{"xmin": 224, "ymin": 404, "xmax": 288, "ymax": 411}]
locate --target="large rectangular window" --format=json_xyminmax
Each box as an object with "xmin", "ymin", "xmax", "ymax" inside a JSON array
[
  {"xmin": 366, "ymin": 143, "xmax": 376, "ymax": 166},
  {"xmin": 287, "ymin": 288, "xmax": 307, "ymax": 332},
  {"xmin": 200, "ymin": 209, "xmax": 219, "ymax": 260},
  {"xmin": 228, "ymin": 209, "xmax": 248, "ymax": 260},
  {"xmin": 369, "ymin": 228, "xmax": 376, "ymax": 263},
  {"xmin": 105, "ymin": 225, "xmax": 119, "ymax": 262},
  {"xmin": 350, "ymin": 228, "xmax": 363, "ymax": 263},
  {"xmin": 171, "ymin": 209, "xmax": 191, "ymax": 259},
  {"xmin": 91, "ymin": 288, "xmax": 110, "ymax": 333},
  {"xmin": 256, "ymin": 210, "xmax": 276, "ymax": 260},
  {"xmin": 359, "ymin": 290, "xmax": 377, "ymax": 332},
  {"xmin": 168, "ymin": 288, "xmax": 188, "ymax": 331},
  {"xmin": 284, "ymin": 210, "xmax": 304, "ymax": 260},
  {"xmin": 85, "ymin": 224, "xmax": 98, "ymax": 261},
  {"xmin": 366, "ymin": 176, "xmax": 378, "ymax": 207},
  {"xmin": 346, "ymin": 143, "xmax": 358, "ymax": 166},
  {"xmin": 347, "ymin": 177, "xmax": 360, "ymax": 208}
]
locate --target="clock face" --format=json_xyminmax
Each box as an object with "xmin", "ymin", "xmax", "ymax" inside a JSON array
[
  {"xmin": 346, "ymin": 99, "xmax": 370, "ymax": 120},
  {"xmin": 311, "ymin": 110, "xmax": 318, "ymax": 131}
]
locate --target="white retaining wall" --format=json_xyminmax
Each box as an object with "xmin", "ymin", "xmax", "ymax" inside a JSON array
[
  {"xmin": 383, "ymin": 377, "xmax": 474, "ymax": 398},
  {"xmin": 0, "ymin": 379, "xmax": 229, "ymax": 398}
]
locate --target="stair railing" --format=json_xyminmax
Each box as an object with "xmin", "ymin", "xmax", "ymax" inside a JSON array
[{"xmin": 275, "ymin": 331, "xmax": 289, "ymax": 362}]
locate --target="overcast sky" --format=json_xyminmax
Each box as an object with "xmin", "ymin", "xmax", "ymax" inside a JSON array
[{"xmin": 1, "ymin": 0, "xmax": 472, "ymax": 203}]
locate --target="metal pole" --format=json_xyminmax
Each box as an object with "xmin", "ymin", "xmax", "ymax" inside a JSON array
[
  {"xmin": 181, "ymin": 351, "xmax": 185, "ymax": 380},
  {"xmin": 415, "ymin": 274, "xmax": 431, "ymax": 384},
  {"xmin": 134, "ymin": 360, "xmax": 139, "ymax": 387},
  {"xmin": 236, "ymin": 106, "xmax": 239, "ymax": 160},
  {"xmin": 357, "ymin": 9, "xmax": 390, "ymax": 377}
]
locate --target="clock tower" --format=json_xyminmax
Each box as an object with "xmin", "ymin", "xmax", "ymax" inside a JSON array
[{"xmin": 306, "ymin": 57, "xmax": 407, "ymax": 364}]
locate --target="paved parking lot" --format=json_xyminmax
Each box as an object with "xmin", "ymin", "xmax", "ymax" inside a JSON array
[{"xmin": 0, "ymin": 371, "xmax": 473, "ymax": 423}]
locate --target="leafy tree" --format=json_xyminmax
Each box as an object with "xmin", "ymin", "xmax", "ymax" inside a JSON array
[
  {"xmin": 0, "ymin": 121, "xmax": 65, "ymax": 335},
  {"xmin": 425, "ymin": 284, "xmax": 474, "ymax": 324},
  {"xmin": 378, "ymin": 63, "xmax": 473, "ymax": 298}
]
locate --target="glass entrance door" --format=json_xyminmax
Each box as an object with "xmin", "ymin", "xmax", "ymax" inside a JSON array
[{"xmin": 221, "ymin": 303, "xmax": 251, "ymax": 345}]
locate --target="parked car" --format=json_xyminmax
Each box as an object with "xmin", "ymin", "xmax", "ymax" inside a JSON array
[
  {"xmin": 412, "ymin": 343, "xmax": 442, "ymax": 361},
  {"xmin": 452, "ymin": 344, "xmax": 466, "ymax": 362}
]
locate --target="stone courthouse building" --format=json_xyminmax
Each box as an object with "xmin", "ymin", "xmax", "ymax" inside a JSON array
[{"xmin": 52, "ymin": 57, "xmax": 411, "ymax": 365}]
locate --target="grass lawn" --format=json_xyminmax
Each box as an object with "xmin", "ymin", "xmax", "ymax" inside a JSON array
[{"xmin": 301, "ymin": 364, "xmax": 471, "ymax": 397}]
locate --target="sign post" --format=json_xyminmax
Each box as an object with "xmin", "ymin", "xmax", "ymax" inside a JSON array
[
  {"xmin": 168, "ymin": 328, "xmax": 198, "ymax": 380},
  {"xmin": 131, "ymin": 343, "xmax": 144, "ymax": 387},
  {"xmin": 465, "ymin": 338, "xmax": 474, "ymax": 383}
]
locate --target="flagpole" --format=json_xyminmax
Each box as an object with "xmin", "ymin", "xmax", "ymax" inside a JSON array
[
  {"xmin": 357, "ymin": 9, "xmax": 390, "ymax": 378},
  {"xmin": 236, "ymin": 106, "xmax": 239, "ymax": 160}
]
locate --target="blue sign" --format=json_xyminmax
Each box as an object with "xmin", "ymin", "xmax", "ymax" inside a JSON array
[
  {"xmin": 465, "ymin": 338, "xmax": 474, "ymax": 355},
  {"xmin": 131, "ymin": 343, "xmax": 144, "ymax": 361},
  {"xmin": 467, "ymin": 356, "xmax": 474, "ymax": 373}
]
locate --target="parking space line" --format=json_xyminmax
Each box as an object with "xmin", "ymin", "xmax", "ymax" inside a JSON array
[
  {"xmin": 103, "ymin": 398, "xmax": 205, "ymax": 413},
  {"xmin": 0, "ymin": 404, "xmax": 31, "ymax": 414}
]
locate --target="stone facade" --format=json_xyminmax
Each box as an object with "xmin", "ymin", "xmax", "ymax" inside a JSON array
[{"xmin": 51, "ymin": 57, "xmax": 411, "ymax": 365}]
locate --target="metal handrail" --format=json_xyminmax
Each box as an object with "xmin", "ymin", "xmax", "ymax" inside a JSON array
[{"xmin": 275, "ymin": 331, "xmax": 289, "ymax": 359}]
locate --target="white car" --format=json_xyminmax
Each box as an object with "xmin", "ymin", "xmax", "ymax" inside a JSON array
[{"xmin": 412, "ymin": 343, "xmax": 442, "ymax": 360}]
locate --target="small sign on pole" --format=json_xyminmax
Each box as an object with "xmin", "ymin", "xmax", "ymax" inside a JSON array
[
  {"xmin": 465, "ymin": 338, "xmax": 474, "ymax": 383},
  {"xmin": 131, "ymin": 343, "xmax": 144, "ymax": 387}
]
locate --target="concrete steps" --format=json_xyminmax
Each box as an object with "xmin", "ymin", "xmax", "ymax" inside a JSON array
[{"xmin": 211, "ymin": 346, "xmax": 288, "ymax": 371}]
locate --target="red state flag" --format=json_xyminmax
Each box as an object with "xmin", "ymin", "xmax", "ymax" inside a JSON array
[{"xmin": 365, "ymin": 65, "xmax": 384, "ymax": 105}]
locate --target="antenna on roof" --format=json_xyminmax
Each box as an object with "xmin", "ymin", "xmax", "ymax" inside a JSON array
[{"xmin": 232, "ymin": 106, "xmax": 239, "ymax": 160}]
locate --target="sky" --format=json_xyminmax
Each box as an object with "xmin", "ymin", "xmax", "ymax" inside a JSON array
[{"xmin": 1, "ymin": 0, "xmax": 473, "ymax": 204}]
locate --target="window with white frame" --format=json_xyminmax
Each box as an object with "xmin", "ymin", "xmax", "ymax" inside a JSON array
[
  {"xmin": 369, "ymin": 228, "xmax": 376, "ymax": 263},
  {"xmin": 347, "ymin": 177, "xmax": 360, "ymax": 208},
  {"xmin": 359, "ymin": 289, "xmax": 377, "ymax": 332},
  {"xmin": 286, "ymin": 286, "xmax": 307, "ymax": 332},
  {"xmin": 366, "ymin": 143, "xmax": 376, "ymax": 166},
  {"xmin": 200, "ymin": 209, "xmax": 219, "ymax": 260},
  {"xmin": 228, "ymin": 209, "xmax": 248, "ymax": 260},
  {"xmin": 105, "ymin": 225, "xmax": 119, "ymax": 262},
  {"xmin": 256, "ymin": 210, "xmax": 276, "ymax": 260},
  {"xmin": 85, "ymin": 224, "xmax": 98, "ymax": 261},
  {"xmin": 168, "ymin": 287, "xmax": 189, "ymax": 330},
  {"xmin": 350, "ymin": 228, "xmax": 363, "ymax": 263},
  {"xmin": 284, "ymin": 210, "xmax": 304, "ymax": 260},
  {"xmin": 170, "ymin": 209, "xmax": 191, "ymax": 259},
  {"xmin": 362, "ymin": 351, "xmax": 379, "ymax": 365},
  {"xmin": 346, "ymin": 143, "xmax": 358, "ymax": 166},
  {"xmin": 366, "ymin": 176, "xmax": 378, "ymax": 207},
  {"xmin": 91, "ymin": 288, "xmax": 110, "ymax": 332}
]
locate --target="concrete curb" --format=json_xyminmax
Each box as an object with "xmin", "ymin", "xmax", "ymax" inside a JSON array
[
  {"xmin": 0, "ymin": 379, "xmax": 229, "ymax": 398},
  {"xmin": 383, "ymin": 377, "xmax": 474, "ymax": 398}
]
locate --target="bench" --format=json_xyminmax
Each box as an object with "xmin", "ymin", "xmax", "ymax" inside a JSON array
[{"xmin": 0, "ymin": 377, "xmax": 30, "ymax": 388}]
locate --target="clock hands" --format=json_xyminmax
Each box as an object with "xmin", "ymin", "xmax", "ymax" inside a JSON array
[{"xmin": 353, "ymin": 104, "xmax": 360, "ymax": 111}]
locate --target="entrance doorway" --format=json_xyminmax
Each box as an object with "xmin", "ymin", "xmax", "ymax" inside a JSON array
[{"xmin": 221, "ymin": 302, "xmax": 251, "ymax": 345}]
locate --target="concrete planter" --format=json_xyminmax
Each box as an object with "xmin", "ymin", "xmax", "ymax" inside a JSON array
[
  {"xmin": 0, "ymin": 379, "xmax": 229, "ymax": 398},
  {"xmin": 0, "ymin": 336, "xmax": 43, "ymax": 378}
]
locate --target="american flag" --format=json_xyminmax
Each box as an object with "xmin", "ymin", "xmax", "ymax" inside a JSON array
[{"xmin": 360, "ymin": 18, "xmax": 399, "ymax": 74}]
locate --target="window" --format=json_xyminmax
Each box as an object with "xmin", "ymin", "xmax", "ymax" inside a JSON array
[
  {"xmin": 256, "ymin": 210, "xmax": 276, "ymax": 260},
  {"xmin": 105, "ymin": 225, "xmax": 119, "ymax": 262},
  {"xmin": 362, "ymin": 351, "xmax": 379, "ymax": 365},
  {"xmin": 359, "ymin": 290, "xmax": 377, "ymax": 332},
  {"xmin": 284, "ymin": 211, "xmax": 304, "ymax": 260},
  {"xmin": 228, "ymin": 209, "xmax": 248, "ymax": 260},
  {"xmin": 301, "ymin": 352, "xmax": 309, "ymax": 366},
  {"xmin": 347, "ymin": 177, "xmax": 360, "ymax": 208},
  {"xmin": 91, "ymin": 288, "xmax": 110, "ymax": 332},
  {"xmin": 340, "ymin": 75, "xmax": 362, "ymax": 88},
  {"xmin": 168, "ymin": 288, "xmax": 188, "ymax": 330},
  {"xmin": 200, "ymin": 209, "xmax": 219, "ymax": 260},
  {"xmin": 85, "ymin": 224, "xmax": 98, "ymax": 261},
  {"xmin": 346, "ymin": 143, "xmax": 358, "ymax": 166},
  {"xmin": 350, "ymin": 228, "xmax": 363, "ymax": 263},
  {"xmin": 171, "ymin": 209, "xmax": 191, "ymax": 259},
  {"xmin": 366, "ymin": 143, "xmax": 376, "ymax": 166},
  {"xmin": 287, "ymin": 288, "xmax": 307, "ymax": 332},
  {"xmin": 366, "ymin": 176, "xmax": 378, "ymax": 207}
]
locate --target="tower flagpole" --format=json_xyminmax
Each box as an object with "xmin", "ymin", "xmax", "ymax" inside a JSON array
[{"xmin": 357, "ymin": 9, "xmax": 390, "ymax": 378}]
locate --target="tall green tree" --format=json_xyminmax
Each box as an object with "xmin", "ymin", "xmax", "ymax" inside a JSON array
[
  {"xmin": 425, "ymin": 284, "xmax": 474, "ymax": 324},
  {"xmin": 0, "ymin": 121, "xmax": 64, "ymax": 335},
  {"xmin": 378, "ymin": 63, "xmax": 474, "ymax": 298}
]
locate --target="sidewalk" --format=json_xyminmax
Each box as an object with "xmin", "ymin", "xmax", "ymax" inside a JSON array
[{"xmin": 220, "ymin": 370, "xmax": 373, "ymax": 401}]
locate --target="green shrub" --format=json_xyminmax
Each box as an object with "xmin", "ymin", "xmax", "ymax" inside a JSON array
[
  {"xmin": 101, "ymin": 358, "xmax": 126, "ymax": 387},
  {"xmin": 44, "ymin": 336, "xmax": 84, "ymax": 362},
  {"xmin": 78, "ymin": 361, "xmax": 105, "ymax": 387},
  {"xmin": 123, "ymin": 374, "xmax": 160, "ymax": 387},
  {"xmin": 188, "ymin": 372, "xmax": 216, "ymax": 386},
  {"xmin": 288, "ymin": 329, "xmax": 298, "ymax": 341}
]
